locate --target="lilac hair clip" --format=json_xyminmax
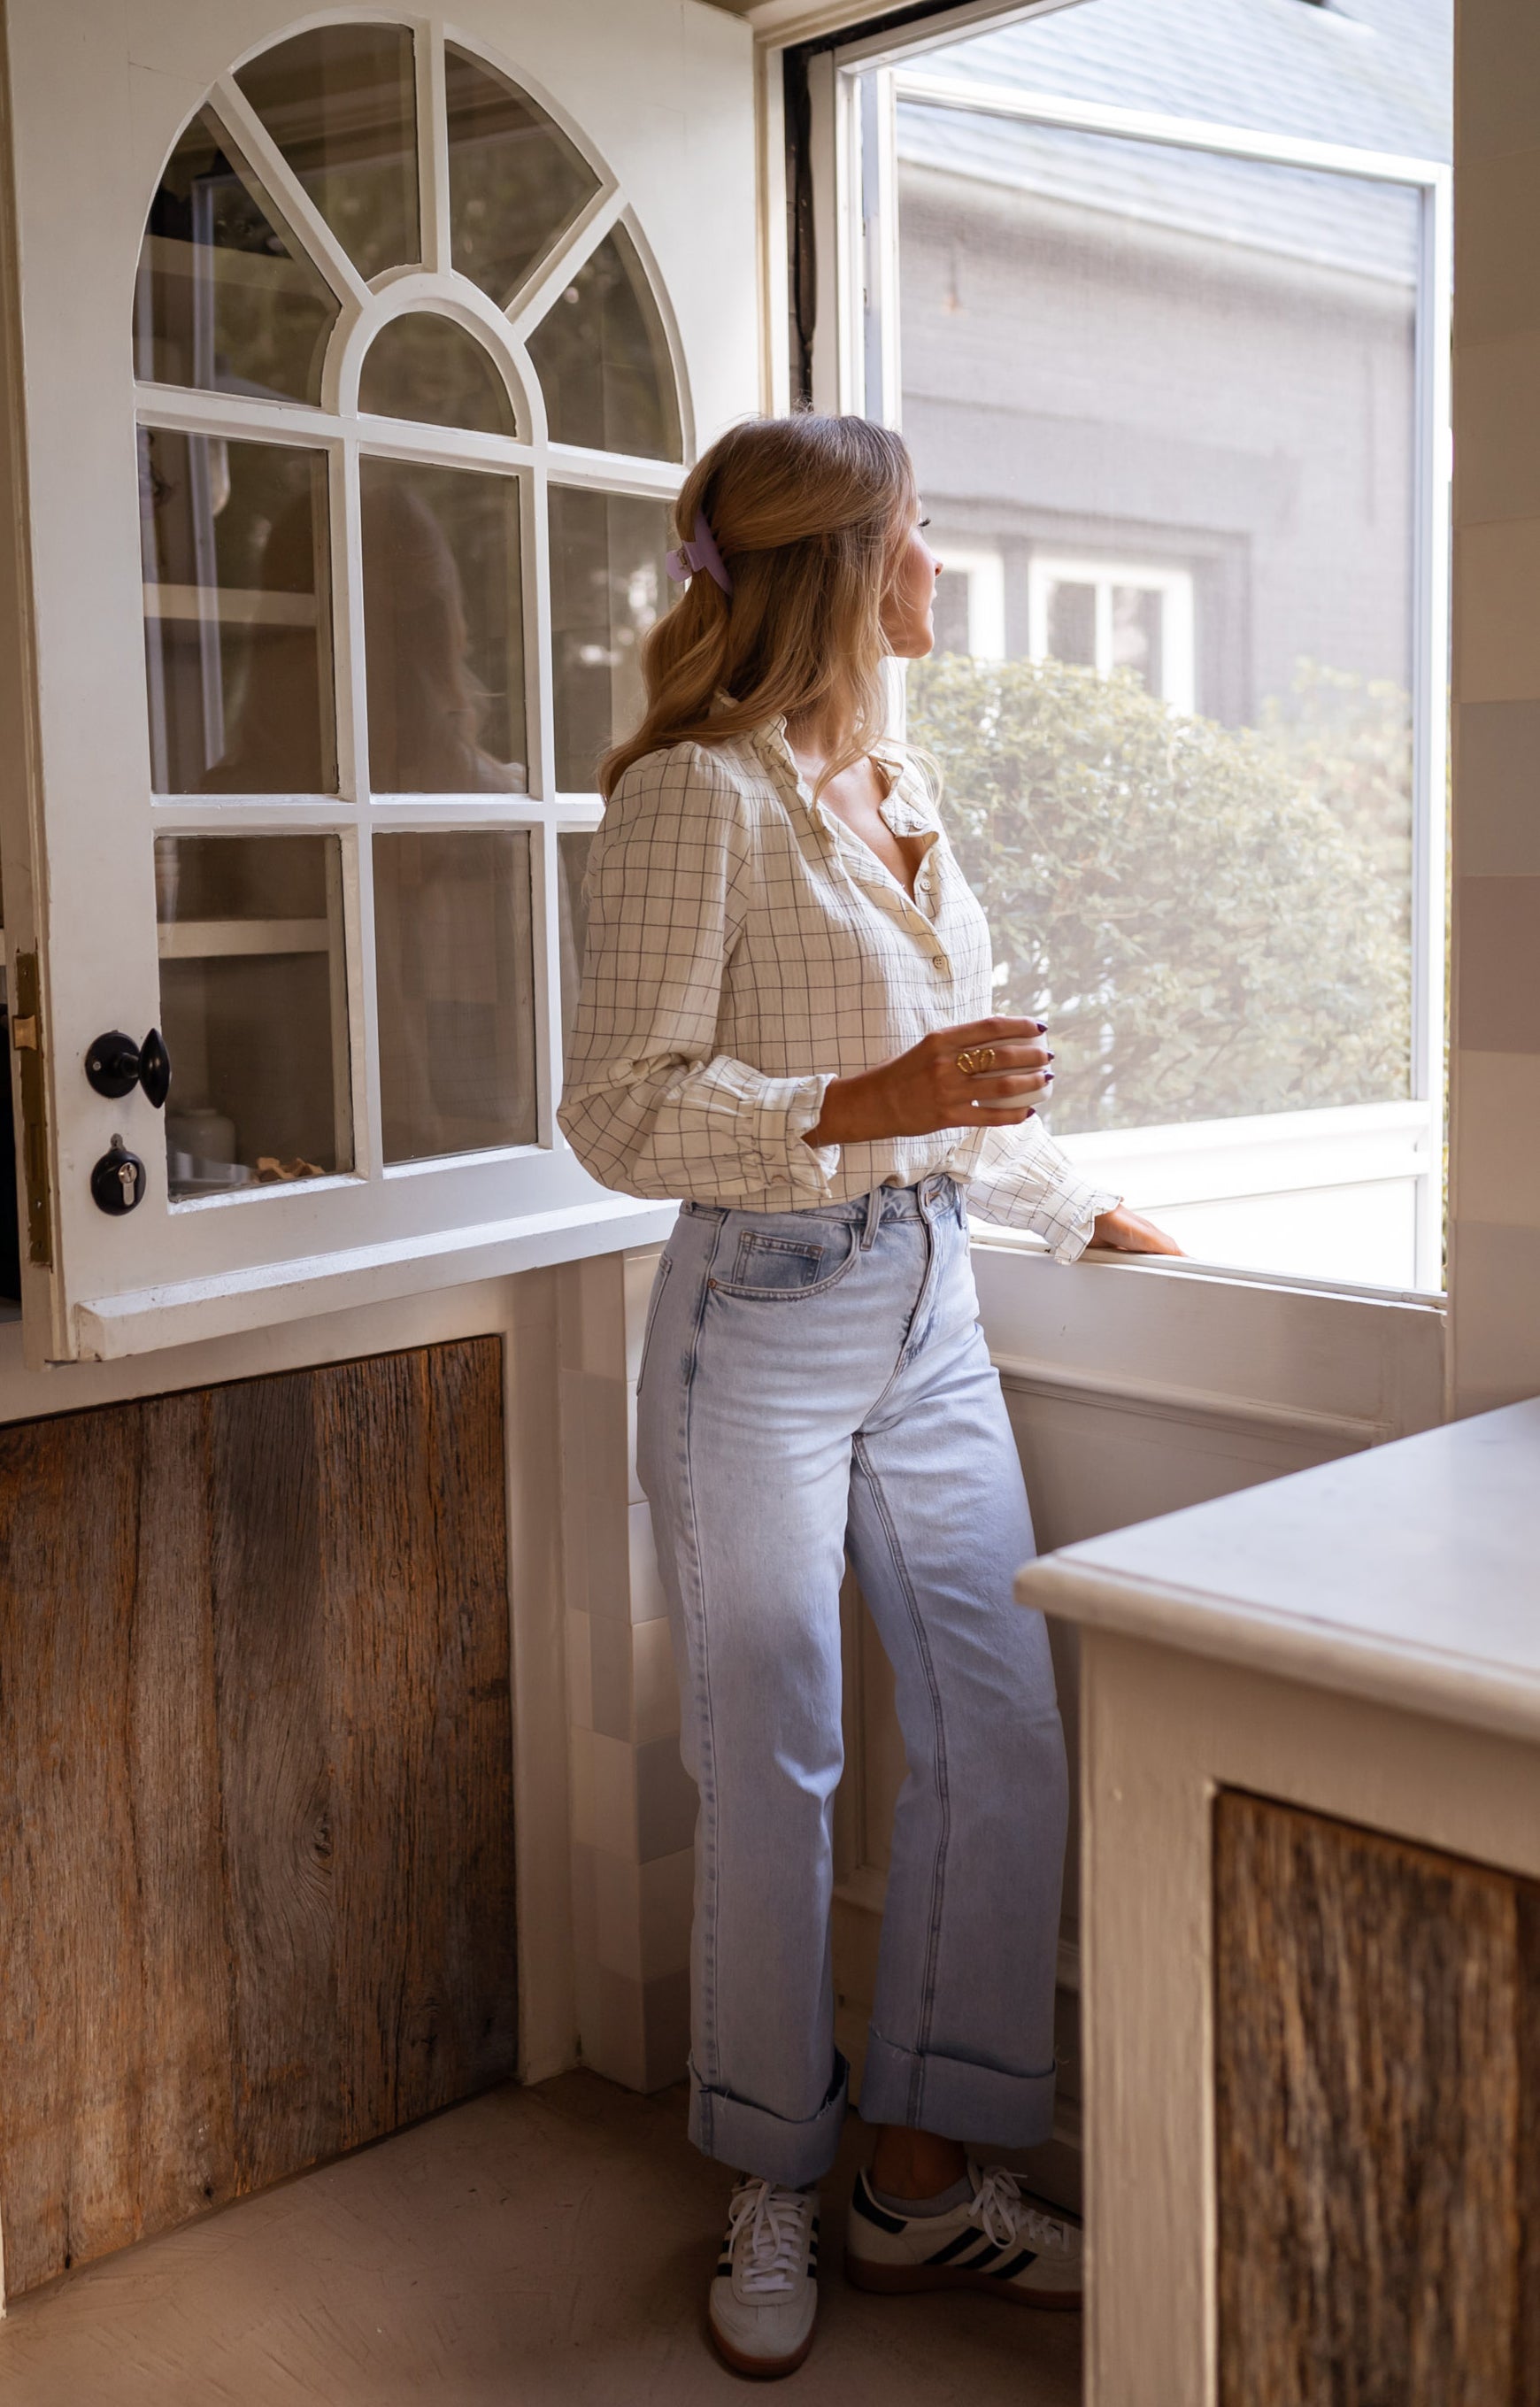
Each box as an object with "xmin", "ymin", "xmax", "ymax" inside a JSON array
[{"xmin": 666, "ymin": 509, "xmax": 733, "ymax": 598}]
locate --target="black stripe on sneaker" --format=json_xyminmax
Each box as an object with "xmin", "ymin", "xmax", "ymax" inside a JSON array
[
  {"xmin": 716, "ymin": 2258, "xmax": 733, "ymax": 2276},
  {"xmin": 955, "ymin": 2239, "xmax": 1005, "ymax": 2271},
  {"xmin": 924, "ymin": 2228, "xmax": 985, "ymax": 2267},
  {"xmin": 990, "ymin": 2249, "xmax": 1038, "ymax": 2280},
  {"xmin": 851, "ymin": 2179, "xmax": 907, "ymax": 2235}
]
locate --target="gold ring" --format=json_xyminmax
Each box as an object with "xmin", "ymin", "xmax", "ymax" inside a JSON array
[{"xmin": 957, "ymin": 1045, "xmax": 996, "ymax": 1076}]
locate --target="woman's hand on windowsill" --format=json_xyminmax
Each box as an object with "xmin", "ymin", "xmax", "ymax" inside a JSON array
[{"xmin": 1089, "ymin": 1205, "xmax": 1183, "ymax": 1257}]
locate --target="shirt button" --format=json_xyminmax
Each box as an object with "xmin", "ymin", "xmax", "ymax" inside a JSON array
[{"xmin": 932, "ymin": 953, "xmax": 950, "ymax": 974}]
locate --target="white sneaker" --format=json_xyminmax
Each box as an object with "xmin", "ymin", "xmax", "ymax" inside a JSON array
[
  {"xmin": 845, "ymin": 2159, "xmax": 1082, "ymax": 2310},
  {"xmin": 707, "ymin": 2175, "xmax": 820, "ymax": 2378}
]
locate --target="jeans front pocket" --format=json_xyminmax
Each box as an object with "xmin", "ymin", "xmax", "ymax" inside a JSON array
[
  {"xmin": 711, "ymin": 1220, "xmax": 860, "ymax": 1301},
  {"xmin": 635, "ymin": 1252, "xmax": 673, "ymax": 1394}
]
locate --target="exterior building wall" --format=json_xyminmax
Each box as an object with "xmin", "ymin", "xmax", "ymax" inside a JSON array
[
  {"xmin": 1448, "ymin": 0, "xmax": 1540, "ymax": 1413},
  {"xmin": 899, "ymin": 163, "xmax": 1419, "ymax": 724}
]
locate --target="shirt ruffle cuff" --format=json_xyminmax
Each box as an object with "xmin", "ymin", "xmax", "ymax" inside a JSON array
[
  {"xmin": 775, "ymin": 1071, "xmax": 841, "ymax": 1201},
  {"xmin": 1049, "ymin": 1174, "xmax": 1124, "ymax": 1265}
]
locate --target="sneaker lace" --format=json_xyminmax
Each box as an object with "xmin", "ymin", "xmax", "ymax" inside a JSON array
[
  {"xmin": 728, "ymin": 2178, "xmax": 811, "ymax": 2297},
  {"xmin": 971, "ymin": 2164, "xmax": 1073, "ymax": 2256}
]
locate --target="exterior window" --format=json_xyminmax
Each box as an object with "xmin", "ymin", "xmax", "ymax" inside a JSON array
[
  {"xmin": 1027, "ymin": 557, "xmax": 1195, "ymax": 713},
  {"xmin": 133, "ymin": 23, "xmax": 684, "ymax": 1203},
  {"xmin": 931, "ymin": 545, "xmax": 1005, "ymax": 659}
]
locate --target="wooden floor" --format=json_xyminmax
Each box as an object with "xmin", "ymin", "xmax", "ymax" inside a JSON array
[{"xmin": 0, "ymin": 2071, "xmax": 1082, "ymax": 2405}]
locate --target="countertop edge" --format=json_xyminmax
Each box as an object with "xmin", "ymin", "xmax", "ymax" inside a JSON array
[{"xmin": 1015, "ymin": 1555, "xmax": 1540, "ymax": 1747}]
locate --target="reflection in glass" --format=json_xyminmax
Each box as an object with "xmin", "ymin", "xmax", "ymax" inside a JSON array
[
  {"xmin": 235, "ymin": 24, "xmax": 419, "ymax": 281},
  {"xmin": 155, "ymin": 834, "xmax": 351, "ymax": 1198},
  {"xmin": 558, "ymin": 831, "xmax": 594, "ymax": 1053},
  {"xmin": 529, "ymin": 226, "xmax": 681, "ymax": 460},
  {"xmin": 134, "ymin": 111, "xmax": 339, "ymax": 401},
  {"xmin": 444, "ymin": 45, "xmax": 599, "ymax": 308},
  {"xmin": 358, "ymin": 312, "xmax": 515, "ymax": 436},
  {"xmin": 550, "ymin": 487, "xmax": 670, "ymax": 790},
  {"xmin": 373, "ymin": 832, "xmax": 537, "ymax": 1161},
  {"xmin": 139, "ymin": 428, "xmax": 335, "ymax": 795},
  {"xmin": 360, "ymin": 459, "xmax": 527, "ymax": 791}
]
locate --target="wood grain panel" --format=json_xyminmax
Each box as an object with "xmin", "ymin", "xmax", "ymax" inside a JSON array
[
  {"xmin": 1215, "ymin": 1793, "xmax": 1521, "ymax": 2407},
  {"xmin": 0, "ymin": 1338, "xmax": 515, "ymax": 2298},
  {"xmin": 0, "ymin": 1404, "xmax": 146, "ymax": 2290},
  {"xmin": 127, "ymin": 1393, "xmax": 236, "ymax": 2233},
  {"xmin": 212, "ymin": 1365, "xmax": 342, "ymax": 2195},
  {"xmin": 320, "ymin": 1340, "xmax": 516, "ymax": 2144}
]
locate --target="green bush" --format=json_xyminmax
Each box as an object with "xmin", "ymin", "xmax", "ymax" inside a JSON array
[{"xmin": 907, "ymin": 652, "xmax": 1413, "ymax": 1137}]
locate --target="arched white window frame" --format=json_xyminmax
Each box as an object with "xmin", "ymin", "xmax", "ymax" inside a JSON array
[{"xmin": 133, "ymin": 12, "xmax": 692, "ymax": 1215}]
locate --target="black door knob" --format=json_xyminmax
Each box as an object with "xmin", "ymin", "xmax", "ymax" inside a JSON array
[
  {"xmin": 90, "ymin": 1139, "xmax": 147, "ymax": 1215},
  {"xmin": 85, "ymin": 1027, "xmax": 172, "ymax": 1107},
  {"xmin": 139, "ymin": 1028, "xmax": 172, "ymax": 1109}
]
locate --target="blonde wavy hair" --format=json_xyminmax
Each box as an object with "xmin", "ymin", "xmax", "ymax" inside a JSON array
[{"xmin": 598, "ymin": 413, "xmax": 918, "ymax": 801}]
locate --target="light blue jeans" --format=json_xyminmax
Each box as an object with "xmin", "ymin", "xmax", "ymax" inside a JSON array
[{"xmin": 635, "ymin": 1173, "xmax": 1067, "ymax": 2188}]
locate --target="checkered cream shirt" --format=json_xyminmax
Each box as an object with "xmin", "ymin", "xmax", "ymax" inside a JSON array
[{"xmin": 558, "ymin": 721, "xmax": 1120, "ymax": 1262}]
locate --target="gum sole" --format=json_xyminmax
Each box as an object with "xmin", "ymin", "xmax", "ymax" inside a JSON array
[
  {"xmin": 707, "ymin": 2317, "xmax": 818, "ymax": 2380},
  {"xmin": 843, "ymin": 2252, "xmax": 1082, "ymax": 2312}
]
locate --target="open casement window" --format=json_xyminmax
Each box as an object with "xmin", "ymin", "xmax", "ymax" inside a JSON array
[
  {"xmin": 800, "ymin": 0, "xmax": 1451, "ymax": 1300},
  {"xmin": 0, "ymin": 4, "xmax": 755, "ymax": 1363},
  {"xmin": 777, "ymin": 0, "xmax": 1451, "ymax": 2206}
]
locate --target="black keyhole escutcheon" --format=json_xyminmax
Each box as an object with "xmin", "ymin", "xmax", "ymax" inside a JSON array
[{"xmin": 91, "ymin": 1141, "xmax": 147, "ymax": 1215}]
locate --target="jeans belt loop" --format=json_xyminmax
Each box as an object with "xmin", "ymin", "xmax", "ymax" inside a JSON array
[{"xmin": 860, "ymin": 1185, "xmax": 883, "ymax": 1250}]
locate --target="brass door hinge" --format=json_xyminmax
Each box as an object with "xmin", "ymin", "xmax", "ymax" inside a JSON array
[{"xmin": 11, "ymin": 949, "xmax": 50, "ymax": 1266}]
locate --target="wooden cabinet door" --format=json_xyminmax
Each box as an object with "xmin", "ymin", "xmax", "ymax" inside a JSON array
[
  {"xmin": 0, "ymin": 1336, "xmax": 513, "ymax": 2298},
  {"xmin": 1215, "ymin": 1792, "xmax": 1540, "ymax": 2406}
]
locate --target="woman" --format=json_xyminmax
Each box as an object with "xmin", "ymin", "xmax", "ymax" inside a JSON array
[{"xmin": 559, "ymin": 413, "xmax": 1177, "ymax": 2379}]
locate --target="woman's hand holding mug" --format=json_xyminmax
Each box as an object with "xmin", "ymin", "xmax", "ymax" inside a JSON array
[{"xmin": 806, "ymin": 1016, "xmax": 1053, "ymax": 1146}]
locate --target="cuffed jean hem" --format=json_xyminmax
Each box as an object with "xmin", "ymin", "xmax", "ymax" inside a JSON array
[
  {"xmin": 689, "ymin": 2053, "xmax": 851, "ymax": 2187},
  {"xmin": 859, "ymin": 2027, "xmax": 1057, "ymax": 2149}
]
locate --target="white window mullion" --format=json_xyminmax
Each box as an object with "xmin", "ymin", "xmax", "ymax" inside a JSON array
[
  {"xmin": 419, "ymin": 24, "xmax": 453, "ymax": 278},
  {"xmin": 211, "ymin": 75, "xmax": 371, "ymax": 324},
  {"xmin": 543, "ymin": 445, "xmax": 684, "ymax": 500},
  {"xmin": 505, "ymin": 186, "xmax": 625, "ymax": 346},
  {"xmin": 532, "ymin": 822, "xmax": 561, "ymax": 1153},
  {"xmin": 338, "ymin": 436, "xmax": 383, "ymax": 1181},
  {"xmin": 524, "ymin": 463, "xmax": 554, "ymax": 808}
]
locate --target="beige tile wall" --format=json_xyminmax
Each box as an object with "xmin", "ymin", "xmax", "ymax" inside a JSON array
[
  {"xmin": 1451, "ymin": 0, "xmax": 1540, "ymax": 1416},
  {"xmin": 560, "ymin": 1246, "xmax": 696, "ymax": 2090}
]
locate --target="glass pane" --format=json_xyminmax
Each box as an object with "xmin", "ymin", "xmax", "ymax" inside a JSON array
[
  {"xmin": 358, "ymin": 312, "xmax": 515, "ymax": 436},
  {"xmin": 235, "ymin": 24, "xmax": 419, "ymax": 281},
  {"xmin": 549, "ymin": 486, "xmax": 671, "ymax": 790},
  {"xmin": 139, "ymin": 428, "xmax": 335, "ymax": 795},
  {"xmin": 529, "ymin": 226, "xmax": 681, "ymax": 460},
  {"xmin": 155, "ymin": 834, "xmax": 350, "ymax": 1198},
  {"xmin": 444, "ymin": 44, "xmax": 599, "ymax": 307},
  {"xmin": 1046, "ymin": 580, "xmax": 1096, "ymax": 669},
  {"xmin": 360, "ymin": 459, "xmax": 527, "ymax": 791},
  {"xmin": 134, "ymin": 110, "xmax": 339, "ymax": 401},
  {"xmin": 373, "ymin": 831, "xmax": 536, "ymax": 1161},
  {"xmin": 558, "ymin": 830, "xmax": 595, "ymax": 1051},
  {"xmin": 889, "ymin": 0, "xmax": 1443, "ymax": 1289}
]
